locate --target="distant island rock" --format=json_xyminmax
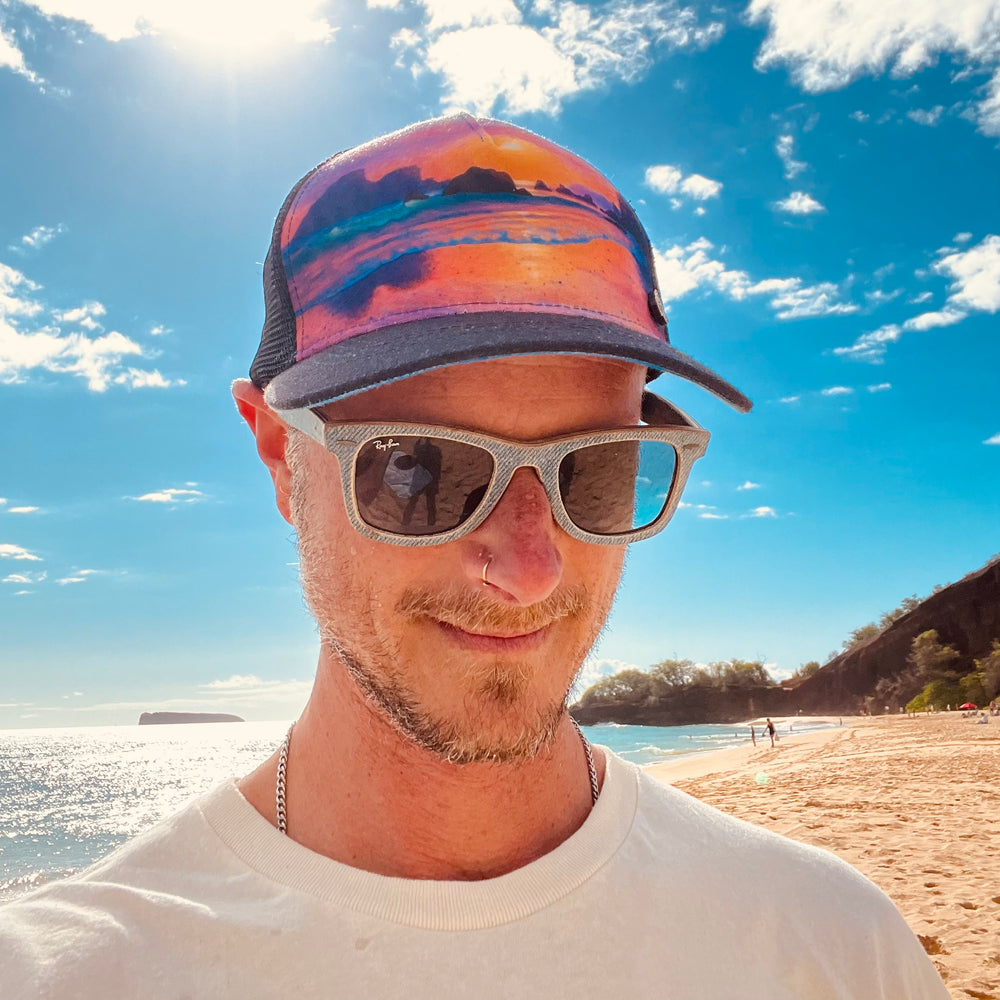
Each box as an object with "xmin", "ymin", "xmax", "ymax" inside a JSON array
[{"xmin": 138, "ymin": 712, "xmax": 245, "ymax": 725}]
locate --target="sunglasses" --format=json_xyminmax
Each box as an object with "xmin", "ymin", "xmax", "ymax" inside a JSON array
[{"xmin": 276, "ymin": 392, "xmax": 709, "ymax": 546}]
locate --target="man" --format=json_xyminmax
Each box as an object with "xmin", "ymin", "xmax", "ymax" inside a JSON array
[{"xmin": 1, "ymin": 114, "xmax": 947, "ymax": 998}]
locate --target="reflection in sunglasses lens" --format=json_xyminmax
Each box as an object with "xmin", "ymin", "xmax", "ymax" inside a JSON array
[
  {"xmin": 560, "ymin": 441, "xmax": 676, "ymax": 534},
  {"xmin": 355, "ymin": 437, "xmax": 494, "ymax": 535}
]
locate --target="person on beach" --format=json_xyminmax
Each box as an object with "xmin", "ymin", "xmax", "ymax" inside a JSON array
[
  {"xmin": 751, "ymin": 724, "xmax": 757, "ymax": 746},
  {"xmin": 766, "ymin": 717, "xmax": 777, "ymax": 748},
  {"xmin": 0, "ymin": 115, "xmax": 949, "ymax": 999}
]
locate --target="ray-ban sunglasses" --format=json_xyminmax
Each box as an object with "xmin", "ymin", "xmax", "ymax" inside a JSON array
[{"xmin": 276, "ymin": 392, "xmax": 709, "ymax": 546}]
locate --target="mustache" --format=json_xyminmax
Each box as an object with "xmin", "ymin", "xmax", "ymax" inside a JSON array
[{"xmin": 396, "ymin": 584, "xmax": 589, "ymax": 634}]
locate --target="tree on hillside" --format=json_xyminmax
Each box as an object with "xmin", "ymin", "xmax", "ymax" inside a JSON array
[
  {"xmin": 579, "ymin": 669, "xmax": 652, "ymax": 705},
  {"xmin": 647, "ymin": 658, "xmax": 694, "ymax": 696},
  {"xmin": 960, "ymin": 671, "xmax": 987, "ymax": 708},
  {"xmin": 908, "ymin": 630, "xmax": 961, "ymax": 682},
  {"xmin": 842, "ymin": 623, "xmax": 880, "ymax": 652},
  {"xmin": 789, "ymin": 660, "xmax": 821, "ymax": 684},
  {"xmin": 724, "ymin": 660, "xmax": 773, "ymax": 687},
  {"xmin": 878, "ymin": 595, "xmax": 921, "ymax": 630},
  {"xmin": 975, "ymin": 640, "xmax": 1000, "ymax": 701},
  {"xmin": 689, "ymin": 659, "xmax": 772, "ymax": 689},
  {"xmin": 906, "ymin": 678, "xmax": 966, "ymax": 714}
]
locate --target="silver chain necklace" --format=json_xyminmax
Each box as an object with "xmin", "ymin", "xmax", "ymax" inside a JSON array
[{"xmin": 276, "ymin": 718, "xmax": 599, "ymax": 836}]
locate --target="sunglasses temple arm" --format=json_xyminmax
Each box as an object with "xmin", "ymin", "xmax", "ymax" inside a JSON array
[
  {"xmin": 641, "ymin": 391, "xmax": 703, "ymax": 430},
  {"xmin": 274, "ymin": 406, "xmax": 329, "ymax": 445}
]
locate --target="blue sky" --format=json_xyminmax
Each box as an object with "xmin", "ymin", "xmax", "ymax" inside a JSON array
[{"xmin": 1, "ymin": 0, "xmax": 998, "ymax": 728}]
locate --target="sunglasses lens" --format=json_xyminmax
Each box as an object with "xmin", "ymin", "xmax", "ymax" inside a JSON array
[
  {"xmin": 354, "ymin": 436, "xmax": 494, "ymax": 536},
  {"xmin": 559, "ymin": 440, "xmax": 677, "ymax": 534}
]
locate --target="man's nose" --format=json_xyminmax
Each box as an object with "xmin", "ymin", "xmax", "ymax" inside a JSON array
[{"xmin": 464, "ymin": 467, "xmax": 563, "ymax": 606}]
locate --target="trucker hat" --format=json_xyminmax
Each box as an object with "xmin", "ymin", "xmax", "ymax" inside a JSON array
[{"xmin": 250, "ymin": 113, "xmax": 751, "ymax": 414}]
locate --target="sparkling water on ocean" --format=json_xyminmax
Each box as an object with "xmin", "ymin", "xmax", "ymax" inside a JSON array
[{"xmin": 0, "ymin": 718, "xmax": 823, "ymax": 901}]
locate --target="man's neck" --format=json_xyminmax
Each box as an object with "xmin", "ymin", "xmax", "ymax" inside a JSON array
[{"xmin": 238, "ymin": 654, "xmax": 603, "ymax": 880}]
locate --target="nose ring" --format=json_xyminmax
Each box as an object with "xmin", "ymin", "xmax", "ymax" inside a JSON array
[{"xmin": 482, "ymin": 555, "xmax": 492, "ymax": 586}]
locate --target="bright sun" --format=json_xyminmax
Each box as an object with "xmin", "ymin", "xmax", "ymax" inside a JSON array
[{"xmin": 26, "ymin": 0, "xmax": 336, "ymax": 54}]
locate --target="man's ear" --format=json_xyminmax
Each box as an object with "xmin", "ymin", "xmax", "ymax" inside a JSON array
[{"xmin": 232, "ymin": 379, "xmax": 294, "ymax": 525}]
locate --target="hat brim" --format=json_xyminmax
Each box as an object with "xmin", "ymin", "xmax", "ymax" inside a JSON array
[{"xmin": 263, "ymin": 312, "xmax": 752, "ymax": 414}]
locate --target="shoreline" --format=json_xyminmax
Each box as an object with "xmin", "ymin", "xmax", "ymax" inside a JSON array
[
  {"xmin": 642, "ymin": 716, "xmax": 854, "ymax": 781},
  {"xmin": 642, "ymin": 713, "xmax": 1000, "ymax": 999}
]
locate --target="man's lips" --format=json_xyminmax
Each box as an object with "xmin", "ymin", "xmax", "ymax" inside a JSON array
[{"xmin": 434, "ymin": 620, "xmax": 552, "ymax": 653}]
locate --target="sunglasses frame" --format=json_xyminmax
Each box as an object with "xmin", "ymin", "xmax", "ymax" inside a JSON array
[{"xmin": 276, "ymin": 391, "xmax": 710, "ymax": 546}]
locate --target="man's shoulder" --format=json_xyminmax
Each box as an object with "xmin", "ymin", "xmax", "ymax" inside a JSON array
[
  {"xmin": 0, "ymin": 781, "xmax": 238, "ymax": 994},
  {"xmin": 615, "ymin": 752, "xmax": 911, "ymax": 926}
]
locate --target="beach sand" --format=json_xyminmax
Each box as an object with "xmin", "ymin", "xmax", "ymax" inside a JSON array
[{"xmin": 645, "ymin": 714, "xmax": 1000, "ymax": 999}]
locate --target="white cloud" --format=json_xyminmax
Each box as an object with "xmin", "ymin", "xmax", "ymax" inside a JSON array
[
  {"xmin": 14, "ymin": 224, "xmax": 66, "ymax": 252},
  {"xmin": 908, "ymin": 290, "xmax": 933, "ymax": 304},
  {"xmin": 699, "ymin": 512, "xmax": 728, "ymax": 519},
  {"xmin": 680, "ymin": 173, "xmax": 722, "ymax": 200},
  {"xmin": 149, "ymin": 324, "xmax": 168, "ymax": 336},
  {"xmin": 570, "ymin": 657, "xmax": 640, "ymax": 700},
  {"xmin": 832, "ymin": 323, "xmax": 901, "ymax": 362},
  {"xmin": 0, "ymin": 543, "xmax": 41, "ymax": 561},
  {"xmin": 129, "ymin": 487, "xmax": 204, "ymax": 504},
  {"xmin": 53, "ymin": 301, "xmax": 106, "ymax": 331},
  {"xmin": 933, "ymin": 234, "xmax": 1000, "ymax": 313},
  {"xmin": 7, "ymin": 506, "xmax": 39, "ymax": 513},
  {"xmin": 56, "ymin": 568, "xmax": 103, "ymax": 585},
  {"xmin": 5, "ymin": 0, "xmax": 334, "ymax": 62},
  {"xmin": 903, "ymin": 307, "xmax": 967, "ymax": 331},
  {"xmin": 747, "ymin": 506, "xmax": 777, "ymax": 518},
  {"xmin": 0, "ymin": 25, "xmax": 41, "ymax": 85},
  {"xmin": 779, "ymin": 395, "xmax": 800, "ymax": 403},
  {"xmin": 747, "ymin": 0, "xmax": 1000, "ymax": 136},
  {"xmin": 867, "ymin": 382, "xmax": 892, "ymax": 392},
  {"xmin": 737, "ymin": 480, "xmax": 761, "ymax": 491},
  {"xmin": 3, "ymin": 571, "xmax": 45, "ymax": 584},
  {"xmin": 193, "ymin": 674, "xmax": 312, "ymax": 706},
  {"xmin": 821, "ymin": 385, "xmax": 853, "ymax": 396},
  {"xmin": 985, "ymin": 433, "xmax": 1000, "ymax": 445},
  {"xmin": 774, "ymin": 191, "xmax": 825, "ymax": 215},
  {"xmin": 835, "ymin": 235, "xmax": 1000, "ymax": 362},
  {"xmin": 383, "ymin": 0, "xmax": 724, "ymax": 115},
  {"xmin": 954, "ymin": 232, "xmax": 973, "ymax": 244},
  {"xmin": 653, "ymin": 238, "xmax": 857, "ymax": 319},
  {"xmin": 775, "ymin": 133, "xmax": 805, "ymax": 178},
  {"xmin": 679, "ymin": 501, "xmax": 716, "ymax": 510},
  {"xmin": 113, "ymin": 368, "xmax": 183, "ymax": 389},
  {"xmin": 645, "ymin": 164, "xmax": 722, "ymax": 202},
  {"xmin": 849, "ymin": 110, "xmax": 869, "ymax": 122},
  {"xmin": 907, "ymin": 105, "xmax": 945, "ymax": 126},
  {"xmin": 0, "ymin": 261, "xmax": 183, "ymax": 391},
  {"xmin": 864, "ymin": 287, "xmax": 902, "ymax": 307}
]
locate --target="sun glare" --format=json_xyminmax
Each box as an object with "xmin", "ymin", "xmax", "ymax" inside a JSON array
[{"xmin": 28, "ymin": 0, "xmax": 335, "ymax": 53}]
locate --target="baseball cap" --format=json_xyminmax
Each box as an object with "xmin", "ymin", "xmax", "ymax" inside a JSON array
[{"xmin": 250, "ymin": 113, "xmax": 751, "ymax": 414}]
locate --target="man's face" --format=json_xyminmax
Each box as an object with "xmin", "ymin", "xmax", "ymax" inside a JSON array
[{"xmin": 286, "ymin": 355, "xmax": 645, "ymax": 764}]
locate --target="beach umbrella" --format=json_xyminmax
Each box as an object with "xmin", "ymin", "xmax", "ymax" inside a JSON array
[{"xmin": 959, "ymin": 702, "xmax": 977, "ymax": 710}]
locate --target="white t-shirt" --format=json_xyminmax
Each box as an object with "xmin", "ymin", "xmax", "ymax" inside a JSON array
[{"xmin": 0, "ymin": 750, "xmax": 947, "ymax": 999}]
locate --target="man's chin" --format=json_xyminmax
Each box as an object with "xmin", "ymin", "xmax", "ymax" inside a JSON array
[{"xmin": 412, "ymin": 698, "xmax": 567, "ymax": 766}]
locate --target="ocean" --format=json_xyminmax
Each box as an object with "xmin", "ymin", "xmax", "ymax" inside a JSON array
[{"xmin": 0, "ymin": 717, "xmax": 823, "ymax": 902}]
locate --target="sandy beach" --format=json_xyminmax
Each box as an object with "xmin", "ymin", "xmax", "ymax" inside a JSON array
[{"xmin": 645, "ymin": 714, "xmax": 1000, "ymax": 999}]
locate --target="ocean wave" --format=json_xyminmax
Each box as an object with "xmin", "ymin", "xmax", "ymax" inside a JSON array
[{"xmin": 620, "ymin": 745, "xmax": 703, "ymax": 759}]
